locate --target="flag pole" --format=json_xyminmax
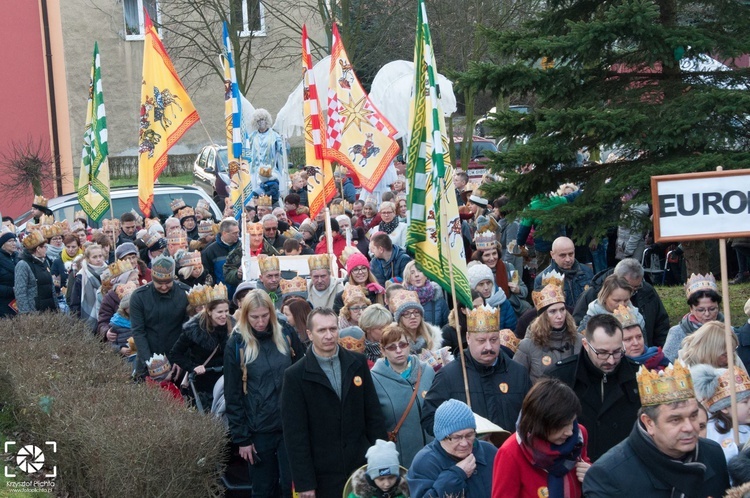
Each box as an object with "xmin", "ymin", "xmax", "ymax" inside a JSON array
[{"xmin": 439, "ymin": 177, "xmax": 471, "ymax": 408}]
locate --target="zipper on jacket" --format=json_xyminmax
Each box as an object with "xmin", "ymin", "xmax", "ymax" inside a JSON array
[{"xmin": 601, "ymin": 373, "xmax": 607, "ymax": 401}]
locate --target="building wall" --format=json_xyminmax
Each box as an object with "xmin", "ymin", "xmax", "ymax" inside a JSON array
[{"xmin": 59, "ymin": 0, "xmax": 317, "ymax": 168}]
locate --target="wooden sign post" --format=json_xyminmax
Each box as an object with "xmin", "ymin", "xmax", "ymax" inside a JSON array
[{"xmin": 652, "ymin": 167, "xmax": 750, "ymax": 445}]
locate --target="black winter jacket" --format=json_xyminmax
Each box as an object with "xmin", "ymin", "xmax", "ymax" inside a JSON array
[
  {"xmin": 0, "ymin": 249, "xmax": 17, "ymax": 317},
  {"xmin": 170, "ymin": 315, "xmax": 231, "ymax": 395}
]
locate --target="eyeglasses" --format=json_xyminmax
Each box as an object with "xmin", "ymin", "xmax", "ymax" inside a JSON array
[
  {"xmin": 349, "ymin": 305, "xmax": 367, "ymax": 311},
  {"xmin": 351, "ymin": 266, "xmax": 369, "ymax": 274},
  {"xmin": 401, "ymin": 310, "xmax": 422, "ymax": 319},
  {"xmin": 587, "ymin": 343, "xmax": 624, "ymax": 360},
  {"xmin": 264, "ymin": 226, "xmax": 278, "ymax": 232},
  {"xmin": 384, "ymin": 341, "xmax": 410, "ymax": 352},
  {"xmin": 380, "ymin": 211, "xmax": 394, "ymax": 215},
  {"xmin": 444, "ymin": 431, "xmax": 477, "ymax": 443},
  {"xmin": 694, "ymin": 307, "xmax": 719, "ymax": 315}
]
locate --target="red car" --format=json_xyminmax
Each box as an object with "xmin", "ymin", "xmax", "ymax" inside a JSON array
[{"xmin": 453, "ymin": 136, "xmax": 498, "ymax": 182}]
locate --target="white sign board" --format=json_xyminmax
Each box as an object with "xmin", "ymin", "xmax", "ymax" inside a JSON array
[{"xmin": 651, "ymin": 169, "xmax": 750, "ymax": 242}]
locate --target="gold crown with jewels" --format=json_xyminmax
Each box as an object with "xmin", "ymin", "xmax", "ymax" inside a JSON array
[
  {"xmin": 280, "ymin": 276, "xmax": 308, "ymax": 295},
  {"xmin": 685, "ymin": 273, "xmax": 718, "ymax": 299},
  {"xmin": 637, "ymin": 360, "xmax": 694, "ymax": 407},
  {"xmin": 187, "ymin": 283, "xmax": 228, "ymax": 307},
  {"xmin": 532, "ymin": 270, "xmax": 566, "ymax": 311},
  {"xmin": 258, "ymin": 254, "xmax": 280, "ymax": 274},
  {"xmin": 467, "ymin": 305, "xmax": 500, "ymax": 334}
]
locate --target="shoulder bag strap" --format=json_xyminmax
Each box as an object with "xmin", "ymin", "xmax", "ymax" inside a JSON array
[{"xmin": 389, "ymin": 366, "xmax": 422, "ymax": 440}]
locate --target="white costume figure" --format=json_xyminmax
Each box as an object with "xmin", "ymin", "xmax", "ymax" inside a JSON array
[{"xmin": 247, "ymin": 109, "xmax": 288, "ymax": 202}]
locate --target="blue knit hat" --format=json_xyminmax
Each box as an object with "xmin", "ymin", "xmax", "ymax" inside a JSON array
[{"xmin": 433, "ymin": 399, "xmax": 476, "ymax": 441}]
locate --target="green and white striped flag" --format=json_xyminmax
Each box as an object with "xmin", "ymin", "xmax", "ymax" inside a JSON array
[
  {"xmin": 78, "ymin": 42, "xmax": 111, "ymax": 222},
  {"xmin": 405, "ymin": 0, "xmax": 473, "ymax": 308}
]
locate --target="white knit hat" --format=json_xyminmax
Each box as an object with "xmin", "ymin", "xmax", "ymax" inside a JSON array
[
  {"xmin": 365, "ymin": 440, "xmax": 400, "ymax": 480},
  {"xmin": 467, "ymin": 262, "xmax": 494, "ymax": 290}
]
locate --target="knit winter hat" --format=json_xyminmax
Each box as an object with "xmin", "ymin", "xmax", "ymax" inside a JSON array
[
  {"xmin": 115, "ymin": 242, "xmax": 138, "ymax": 260},
  {"xmin": 346, "ymin": 252, "xmax": 370, "ymax": 274},
  {"xmin": 389, "ymin": 290, "xmax": 424, "ymax": 323},
  {"xmin": 691, "ymin": 364, "xmax": 750, "ymax": 413},
  {"xmin": 365, "ymin": 439, "xmax": 401, "ymax": 480},
  {"xmin": 0, "ymin": 231, "xmax": 17, "ymax": 247},
  {"xmin": 467, "ymin": 262, "xmax": 494, "ymax": 290},
  {"xmin": 433, "ymin": 399, "xmax": 476, "ymax": 441}
]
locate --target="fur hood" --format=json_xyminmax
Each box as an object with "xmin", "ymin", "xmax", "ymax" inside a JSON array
[
  {"xmin": 427, "ymin": 322, "xmax": 443, "ymax": 350},
  {"xmin": 349, "ymin": 467, "xmax": 410, "ymax": 498}
]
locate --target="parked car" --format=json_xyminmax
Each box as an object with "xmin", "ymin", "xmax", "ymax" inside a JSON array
[
  {"xmin": 193, "ymin": 144, "xmax": 231, "ymax": 212},
  {"xmin": 475, "ymin": 105, "xmax": 531, "ymax": 137},
  {"xmin": 453, "ymin": 136, "xmax": 498, "ymax": 182},
  {"xmin": 15, "ymin": 184, "xmax": 222, "ymax": 230}
]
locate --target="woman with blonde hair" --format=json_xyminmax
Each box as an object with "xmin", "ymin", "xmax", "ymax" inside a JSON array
[
  {"xmin": 679, "ymin": 320, "xmax": 744, "ymax": 370},
  {"xmin": 69, "ymin": 243, "xmax": 108, "ymax": 331},
  {"xmin": 389, "ymin": 290, "xmax": 442, "ymax": 353},
  {"xmin": 577, "ymin": 273, "xmax": 645, "ymax": 333},
  {"xmin": 358, "ymin": 303, "xmax": 393, "ymax": 362},
  {"xmin": 224, "ymin": 290, "xmax": 305, "ymax": 498}
]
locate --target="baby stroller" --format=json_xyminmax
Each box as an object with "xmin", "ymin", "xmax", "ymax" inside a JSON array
[{"xmin": 188, "ymin": 369, "xmax": 253, "ymax": 496}]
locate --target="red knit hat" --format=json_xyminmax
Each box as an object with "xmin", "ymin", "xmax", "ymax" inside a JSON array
[{"xmin": 346, "ymin": 252, "xmax": 370, "ymax": 274}]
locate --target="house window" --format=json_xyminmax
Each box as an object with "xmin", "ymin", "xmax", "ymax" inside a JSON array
[
  {"xmin": 123, "ymin": 0, "xmax": 160, "ymax": 41},
  {"xmin": 231, "ymin": 0, "xmax": 266, "ymax": 37}
]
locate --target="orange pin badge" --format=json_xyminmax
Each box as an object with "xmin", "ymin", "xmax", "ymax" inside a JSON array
[
  {"xmin": 353, "ymin": 376, "xmax": 363, "ymax": 387},
  {"xmin": 499, "ymin": 382, "xmax": 508, "ymax": 393},
  {"xmin": 542, "ymin": 355, "xmax": 552, "ymax": 366}
]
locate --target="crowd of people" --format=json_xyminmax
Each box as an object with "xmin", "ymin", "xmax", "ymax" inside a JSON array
[{"xmin": 2, "ymin": 168, "xmax": 750, "ymax": 498}]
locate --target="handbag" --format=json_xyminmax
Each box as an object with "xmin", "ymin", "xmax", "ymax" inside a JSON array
[
  {"xmin": 181, "ymin": 345, "xmax": 220, "ymax": 389},
  {"xmin": 387, "ymin": 366, "xmax": 422, "ymax": 443}
]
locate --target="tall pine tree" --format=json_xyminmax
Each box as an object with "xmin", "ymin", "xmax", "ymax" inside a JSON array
[{"xmin": 461, "ymin": 0, "xmax": 750, "ymax": 247}]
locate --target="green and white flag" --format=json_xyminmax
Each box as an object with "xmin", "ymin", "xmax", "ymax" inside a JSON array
[
  {"xmin": 78, "ymin": 42, "xmax": 111, "ymax": 222},
  {"xmin": 405, "ymin": 0, "xmax": 472, "ymax": 308}
]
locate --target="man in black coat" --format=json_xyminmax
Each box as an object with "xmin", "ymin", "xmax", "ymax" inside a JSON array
[
  {"xmin": 422, "ymin": 306, "xmax": 532, "ymax": 435},
  {"xmin": 572, "ymin": 258, "xmax": 671, "ymax": 347},
  {"xmin": 583, "ymin": 366, "xmax": 729, "ymax": 497},
  {"xmin": 130, "ymin": 255, "xmax": 190, "ymax": 378},
  {"xmin": 546, "ymin": 314, "xmax": 641, "ymax": 461},
  {"xmin": 281, "ymin": 308, "xmax": 386, "ymax": 498}
]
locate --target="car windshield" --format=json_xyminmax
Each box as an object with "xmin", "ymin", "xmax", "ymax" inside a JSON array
[
  {"xmin": 215, "ymin": 149, "xmax": 229, "ymax": 173},
  {"xmin": 454, "ymin": 141, "xmax": 497, "ymax": 159}
]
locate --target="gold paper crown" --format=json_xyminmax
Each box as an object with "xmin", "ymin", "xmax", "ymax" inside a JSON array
[
  {"xmin": 167, "ymin": 230, "xmax": 187, "ymax": 245},
  {"xmin": 177, "ymin": 207, "xmax": 195, "ymax": 220},
  {"xmin": 32, "ymin": 195, "xmax": 48, "ymax": 208},
  {"xmin": 146, "ymin": 353, "xmax": 171, "ymax": 379},
  {"xmin": 339, "ymin": 246, "xmax": 361, "ymax": 267},
  {"xmin": 259, "ymin": 166, "xmax": 273, "ymax": 178},
  {"xmin": 388, "ymin": 290, "xmax": 420, "ymax": 314},
  {"xmin": 187, "ymin": 283, "xmax": 228, "ymax": 307},
  {"xmin": 308, "ymin": 254, "xmax": 330, "ymax": 272},
  {"xmin": 40, "ymin": 223, "xmax": 64, "ymax": 240},
  {"xmin": 499, "ymin": 329, "xmax": 520, "ymax": 353},
  {"xmin": 637, "ymin": 359, "xmax": 695, "ymax": 407},
  {"xmin": 195, "ymin": 199, "xmax": 211, "ymax": 218},
  {"xmin": 329, "ymin": 203, "xmax": 345, "ymax": 216},
  {"xmin": 101, "ymin": 219, "xmax": 121, "ymax": 232},
  {"xmin": 70, "ymin": 221, "xmax": 85, "ymax": 233},
  {"xmin": 108, "ymin": 259, "xmax": 135, "ymax": 279},
  {"xmin": 341, "ymin": 200, "xmax": 353, "ymax": 212},
  {"xmin": 32, "ymin": 214, "xmax": 55, "ymax": 226},
  {"xmin": 467, "ymin": 305, "xmax": 501, "ymax": 333},
  {"xmin": 198, "ymin": 220, "xmax": 217, "ymax": 236},
  {"xmin": 144, "ymin": 218, "xmax": 161, "ymax": 230},
  {"xmin": 256, "ymin": 195, "xmax": 273, "ymax": 207},
  {"xmin": 22, "ymin": 230, "xmax": 46, "ymax": 250},
  {"xmin": 613, "ymin": 304, "xmax": 640, "ymax": 329},
  {"xmin": 170, "ymin": 198, "xmax": 186, "ymax": 212},
  {"xmin": 143, "ymin": 233, "xmax": 164, "ymax": 248},
  {"xmin": 280, "ymin": 276, "xmax": 308, "ymax": 295},
  {"xmin": 343, "ymin": 285, "xmax": 368, "ymax": 305},
  {"xmin": 247, "ymin": 222, "xmax": 263, "ymax": 235},
  {"xmin": 685, "ymin": 273, "xmax": 718, "ymax": 299},
  {"xmin": 74, "ymin": 210, "xmax": 87, "ymax": 221},
  {"xmin": 473, "ymin": 229, "xmax": 497, "ymax": 251},
  {"xmin": 115, "ymin": 281, "xmax": 137, "ymax": 300},
  {"xmin": 705, "ymin": 367, "xmax": 750, "ymax": 410},
  {"xmin": 178, "ymin": 251, "xmax": 202, "ymax": 268},
  {"xmin": 283, "ymin": 226, "xmax": 300, "ymax": 240},
  {"xmin": 257, "ymin": 254, "xmax": 280, "ymax": 274},
  {"xmin": 532, "ymin": 271, "xmax": 566, "ymax": 311}
]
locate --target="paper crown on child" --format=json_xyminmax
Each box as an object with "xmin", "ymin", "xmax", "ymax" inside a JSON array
[
  {"xmin": 108, "ymin": 259, "xmax": 135, "ymax": 279},
  {"xmin": 473, "ymin": 229, "xmax": 497, "ymax": 251},
  {"xmin": 637, "ymin": 359, "xmax": 695, "ymax": 407},
  {"xmin": 279, "ymin": 276, "xmax": 308, "ymax": 295},
  {"xmin": 169, "ymin": 198, "xmax": 186, "ymax": 213},
  {"xmin": 177, "ymin": 207, "xmax": 195, "ymax": 220},
  {"xmin": 187, "ymin": 283, "xmax": 228, "ymax": 307},
  {"xmin": 531, "ymin": 270, "xmax": 566, "ymax": 311},
  {"xmin": 467, "ymin": 305, "xmax": 500, "ymax": 334},
  {"xmin": 307, "ymin": 254, "xmax": 330, "ymax": 272},
  {"xmin": 22, "ymin": 230, "xmax": 46, "ymax": 250},
  {"xmin": 257, "ymin": 254, "xmax": 280, "ymax": 274},
  {"xmin": 256, "ymin": 195, "xmax": 273, "ymax": 207},
  {"xmin": 685, "ymin": 273, "xmax": 719, "ymax": 299},
  {"xmin": 613, "ymin": 304, "xmax": 640, "ymax": 329},
  {"xmin": 146, "ymin": 354, "xmax": 171, "ymax": 380}
]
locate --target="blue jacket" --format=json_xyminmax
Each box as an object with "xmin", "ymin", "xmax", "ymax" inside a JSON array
[
  {"xmin": 407, "ymin": 438, "xmax": 497, "ymax": 498},
  {"xmin": 342, "ymin": 177, "xmax": 357, "ymax": 203},
  {"xmin": 534, "ymin": 260, "xmax": 593, "ymax": 310},
  {"xmin": 201, "ymin": 234, "xmax": 239, "ymax": 297},
  {"xmin": 421, "ymin": 292, "xmax": 450, "ymax": 328},
  {"xmin": 371, "ymin": 245, "xmax": 412, "ymax": 285}
]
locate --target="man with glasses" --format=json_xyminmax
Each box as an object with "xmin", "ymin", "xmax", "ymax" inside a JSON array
[
  {"xmin": 261, "ymin": 214, "xmax": 288, "ymax": 254},
  {"xmin": 409, "ymin": 399, "xmax": 497, "ymax": 497},
  {"xmin": 422, "ymin": 306, "xmax": 531, "ymax": 437},
  {"xmin": 573, "ymin": 258, "xmax": 671, "ymax": 348},
  {"xmin": 547, "ymin": 313, "xmax": 641, "ymax": 461}
]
